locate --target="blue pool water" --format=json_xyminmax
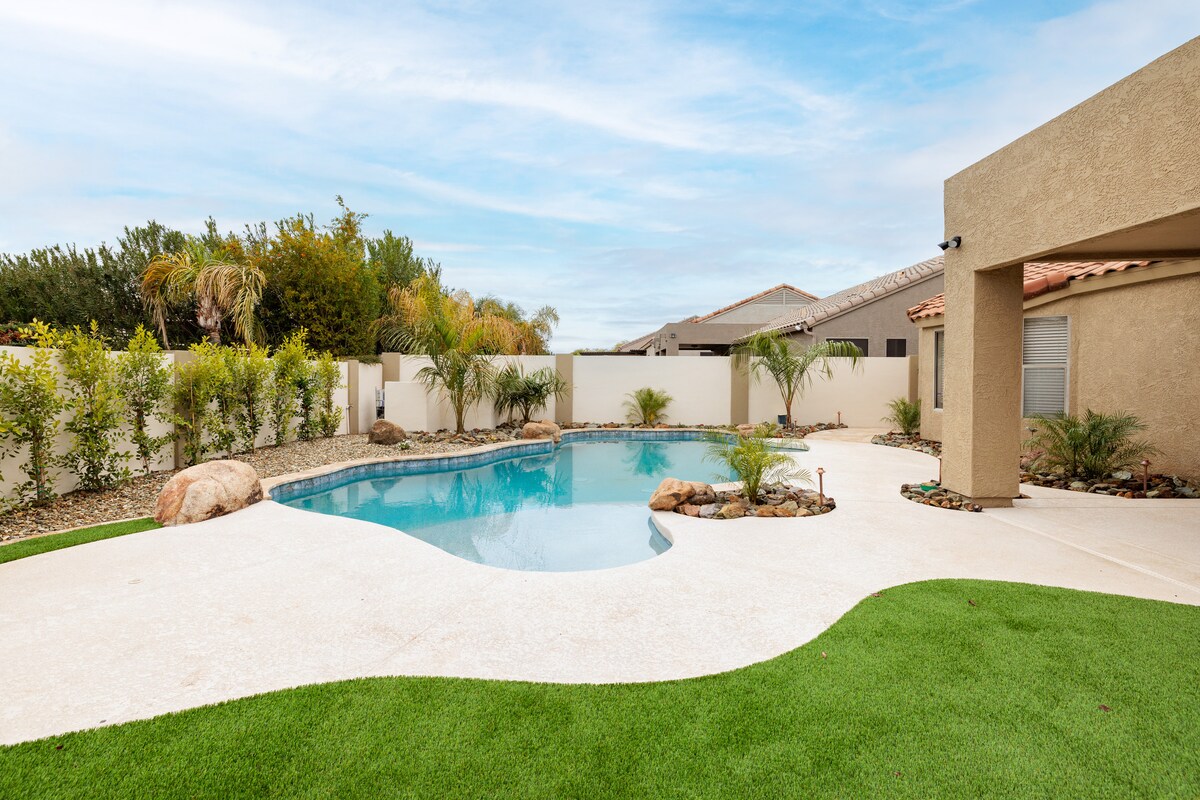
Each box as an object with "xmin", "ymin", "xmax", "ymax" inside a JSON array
[{"xmin": 280, "ymin": 439, "xmax": 733, "ymax": 572}]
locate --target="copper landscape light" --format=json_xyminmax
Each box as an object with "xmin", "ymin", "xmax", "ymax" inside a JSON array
[
  {"xmin": 1141, "ymin": 459, "xmax": 1151, "ymax": 493},
  {"xmin": 817, "ymin": 467, "xmax": 825, "ymax": 506}
]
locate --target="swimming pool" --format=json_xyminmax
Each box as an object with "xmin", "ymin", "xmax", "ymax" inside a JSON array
[{"xmin": 275, "ymin": 436, "xmax": 735, "ymax": 572}]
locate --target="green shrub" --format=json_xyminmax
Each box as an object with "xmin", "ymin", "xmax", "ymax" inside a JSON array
[
  {"xmin": 57, "ymin": 322, "xmax": 129, "ymax": 490},
  {"xmin": 0, "ymin": 321, "xmax": 64, "ymax": 504},
  {"xmin": 1024, "ymin": 409, "xmax": 1158, "ymax": 480},
  {"xmin": 174, "ymin": 341, "xmax": 232, "ymax": 466},
  {"xmin": 313, "ymin": 353, "xmax": 344, "ymax": 438},
  {"xmin": 227, "ymin": 343, "xmax": 273, "ymax": 452},
  {"xmin": 494, "ymin": 365, "xmax": 569, "ymax": 425},
  {"xmin": 624, "ymin": 387, "xmax": 672, "ymax": 426},
  {"xmin": 269, "ymin": 330, "xmax": 312, "ymax": 446},
  {"xmin": 704, "ymin": 432, "xmax": 810, "ymax": 505},
  {"xmin": 116, "ymin": 326, "xmax": 176, "ymax": 474},
  {"xmin": 883, "ymin": 397, "xmax": 921, "ymax": 437}
]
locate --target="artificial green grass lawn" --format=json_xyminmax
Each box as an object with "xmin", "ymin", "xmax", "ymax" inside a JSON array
[
  {"xmin": 2, "ymin": 579, "xmax": 1197, "ymax": 799},
  {"xmin": 0, "ymin": 517, "xmax": 160, "ymax": 565}
]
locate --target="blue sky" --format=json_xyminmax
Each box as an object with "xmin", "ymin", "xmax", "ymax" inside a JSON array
[{"xmin": 1, "ymin": 1, "xmax": 1196, "ymax": 350}]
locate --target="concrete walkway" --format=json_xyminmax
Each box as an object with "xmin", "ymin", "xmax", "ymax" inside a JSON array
[{"xmin": 1, "ymin": 436, "xmax": 1197, "ymax": 744}]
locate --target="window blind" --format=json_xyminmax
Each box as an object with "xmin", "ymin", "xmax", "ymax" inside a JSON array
[{"xmin": 1022, "ymin": 316, "xmax": 1068, "ymax": 416}]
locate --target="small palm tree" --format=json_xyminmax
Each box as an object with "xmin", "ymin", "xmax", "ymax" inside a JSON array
[
  {"xmin": 883, "ymin": 397, "xmax": 921, "ymax": 437},
  {"xmin": 736, "ymin": 332, "xmax": 862, "ymax": 427},
  {"xmin": 141, "ymin": 240, "xmax": 264, "ymax": 347},
  {"xmin": 1024, "ymin": 409, "xmax": 1158, "ymax": 480},
  {"xmin": 494, "ymin": 364, "xmax": 569, "ymax": 424},
  {"xmin": 624, "ymin": 387, "xmax": 673, "ymax": 426},
  {"xmin": 704, "ymin": 433, "xmax": 811, "ymax": 505}
]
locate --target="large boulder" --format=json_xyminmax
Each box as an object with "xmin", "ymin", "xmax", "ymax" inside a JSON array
[
  {"xmin": 648, "ymin": 479, "xmax": 713, "ymax": 512},
  {"xmin": 522, "ymin": 420, "xmax": 562, "ymax": 443},
  {"xmin": 736, "ymin": 423, "xmax": 757, "ymax": 438},
  {"xmin": 368, "ymin": 419, "xmax": 407, "ymax": 445},
  {"xmin": 154, "ymin": 460, "xmax": 263, "ymax": 526}
]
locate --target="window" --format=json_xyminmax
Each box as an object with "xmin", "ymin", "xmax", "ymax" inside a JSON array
[
  {"xmin": 827, "ymin": 337, "xmax": 869, "ymax": 356},
  {"xmin": 934, "ymin": 330, "xmax": 944, "ymax": 409},
  {"xmin": 1022, "ymin": 316, "xmax": 1069, "ymax": 416},
  {"xmin": 886, "ymin": 338, "xmax": 907, "ymax": 358}
]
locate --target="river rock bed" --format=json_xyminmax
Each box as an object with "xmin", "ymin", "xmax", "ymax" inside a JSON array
[
  {"xmin": 872, "ymin": 433, "xmax": 942, "ymax": 456},
  {"xmin": 1020, "ymin": 470, "xmax": 1199, "ymax": 498},
  {"xmin": 900, "ymin": 481, "xmax": 982, "ymax": 512},
  {"xmin": 679, "ymin": 487, "xmax": 836, "ymax": 519}
]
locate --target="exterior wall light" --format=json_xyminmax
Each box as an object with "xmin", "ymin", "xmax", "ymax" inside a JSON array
[{"xmin": 937, "ymin": 236, "xmax": 962, "ymax": 251}]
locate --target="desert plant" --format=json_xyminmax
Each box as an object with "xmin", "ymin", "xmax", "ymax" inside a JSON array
[
  {"xmin": 1024, "ymin": 409, "xmax": 1158, "ymax": 480},
  {"xmin": 624, "ymin": 387, "xmax": 672, "ymax": 426},
  {"xmin": 736, "ymin": 332, "xmax": 862, "ymax": 428},
  {"xmin": 269, "ymin": 330, "xmax": 312, "ymax": 446},
  {"xmin": 753, "ymin": 421, "xmax": 782, "ymax": 438},
  {"xmin": 227, "ymin": 343, "xmax": 273, "ymax": 452},
  {"xmin": 493, "ymin": 364, "xmax": 569, "ymax": 425},
  {"xmin": 313, "ymin": 353, "xmax": 343, "ymax": 439},
  {"xmin": 115, "ymin": 326, "xmax": 175, "ymax": 474},
  {"xmin": 174, "ymin": 341, "xmax": 232, "ymax": 466},
  {"xmin": 0, "ymin": 321, "xmax": 64, "ymax": 504},
  {"xmin": 57, "ymin": 322, "xmax": 129, "ymax": 490},
  {"xmin": 141, "ymin": 238, "xmax": 265, "ymax": 347},
  {"xmin": 883, "ymin": 397, "xmax": 921, "ymax": 437},
  {"xmin": 704, "ymin": 432, "xmax": 811, "ymax": 505}
]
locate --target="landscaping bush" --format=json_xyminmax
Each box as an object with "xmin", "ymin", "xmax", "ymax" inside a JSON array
[
  {"xmin": 57, "ymin": 322, "xmax": 129, "ymax": 490},
  {"xmin": 0, "ymin": 321, "xmax": 64, "ymax": 504},
  {"xmin": 269, "ymin": 331, "xmax": 312, "ymax": 447},
  {"xmin": 1024, "ymin": 409, "xmax": 1158, "ymax": 480},
  {"xmin": 624, "ymin": 387, "xmax": 673, "ymax": 426},
  {"xmin": 494, "ymin": 365, "xmax": 569, "ymax": 425},
  {"xmin": 174, "ymin": 342, "xmax": 232, "ymax": 466},
  {"xmin": 314, "ymin": 353, "xmax": 344, "ymax": 438},
  {"xmin": 883, "ymin": 397, "xmax": 921, "ymax": 437},
  {"xmin": 115, "ymin": 327, "xmax": 175, "ymax": 474},
  {"xmin": 704, "ymin": 432, "xmax": 810, "ymax": 505},
  {"xmin": 227, "ymin": 343, "xmax": 273, "ymax": 452}
]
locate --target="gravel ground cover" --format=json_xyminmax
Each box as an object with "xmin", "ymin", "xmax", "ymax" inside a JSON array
[{"xmin": 871, "ymin": 432, "xmax": 942, "ymax": 456}]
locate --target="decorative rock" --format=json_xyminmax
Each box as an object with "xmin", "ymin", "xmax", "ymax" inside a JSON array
[
  {"xmin": 715, "ymin": 502, "xmax": 748, "ymax": 520},
  {"xmin": 521, "ymin": 420, "xmax": 562, "ymax": 443},
  {"xmin": 367, "ymin": 419, "xmax": 407, "ymax": 445},
  {"xmin": 1069, "ymin": 481, "xmax": 1089, "ymax": 491},
  {"xmin": 678, "ymin": 504, "xmax": 701, "ymax": 517},
  {"xmin": 736, "ymin": 424, "xmax": 757, "ymax": 437},
  {"xmin": 649, "ymin": 478, "xmax": 696, "ymax": 511},
  {"xmin": 698, "ymin": 503, "xmax": 721, "ymax": 519},
  {"xmin": 778, "ymin": 500, "xmax": 799, "ymax": 514},
  {"xmin": 1112, "ymin": 470, "xmax": 1133, "ymax": 481},
  {"xmin": 154, "ymin": 460, "xmax": 263, "ymax": 526}
]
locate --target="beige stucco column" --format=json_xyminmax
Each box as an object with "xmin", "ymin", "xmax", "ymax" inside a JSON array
[{"xmin": 941, "ymin": 261, "xmax": 1023, "ymax": 506}]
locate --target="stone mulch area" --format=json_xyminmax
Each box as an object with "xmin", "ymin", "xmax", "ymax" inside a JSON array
[
  {"xmin": 0, "ymin": 434, "xmax": 480, "ymax": 542},
  {"xmin": 1019, "ymin": 470, "xmax": 1199, "ymax": 499},
  {"xmin": 676, "ymin": 485, "xmax": 836, "ymax": 520},
  {"xmin": 900, "ymin": 481, "xmax": 982, "ymax": 512},
  {"xmin": 872, "ymin": 432, "xmax": 942, "ymax": 456}
]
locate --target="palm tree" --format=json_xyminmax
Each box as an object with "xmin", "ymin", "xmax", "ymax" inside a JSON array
[
  {"xmin": 736, "ymin": 332, "xmax": 862, "ymax": 428},
  {"xmin": 477, "ymin": 296, "xmax": 560, "ymax": 354},
  {"xmin": 140, "ymin": 239, "xmax": 265, "ymax": 347},
  {"xmin": 378, "ymin": 276, "xmax": 521, "ymax": 433}
]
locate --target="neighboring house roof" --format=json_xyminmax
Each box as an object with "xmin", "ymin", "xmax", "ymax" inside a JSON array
[
  {"xmin": 615, "ymin": 332, "xmax": 657, "ymax": 352},
  {"xmin": 749, "ymin": 256, "xmax": 945, "ymax": 337},
  {"xmin": 690, "ymin": 283, "xmax": 818, "ymax": 324},
  {"xmin": 906, "ymin": 260, "xmax": 1152, "ymax": 321}
]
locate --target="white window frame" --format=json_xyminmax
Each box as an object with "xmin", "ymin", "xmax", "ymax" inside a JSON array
[{"xmin": 1021, "ymin": 315, "xmax": 1070, "ymax": 417}]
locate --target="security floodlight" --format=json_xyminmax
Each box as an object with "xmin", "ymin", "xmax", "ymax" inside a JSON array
[{"xmin": 937, "ymin": 236, "xmax": 962, "ymax": 251}]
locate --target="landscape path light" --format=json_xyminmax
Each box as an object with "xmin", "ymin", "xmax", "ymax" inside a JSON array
[
  {"xmin": 817, "ymin": 467, "xmax": 825, "ymax": 506},
  {"xmin": 1141, "ymin": 459, "xmax": 1151, "ymax": 494}
]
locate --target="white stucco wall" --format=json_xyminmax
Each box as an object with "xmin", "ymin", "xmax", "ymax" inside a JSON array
[
  {"xmin": 746, "ymin": 356, "xmax": 912, "ymax": 428},
  {"xmin": 571, "ymin": 356, "xmax": 731, "ymax": 425}
]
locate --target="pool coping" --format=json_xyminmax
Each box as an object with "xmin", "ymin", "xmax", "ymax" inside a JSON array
[{"xmin": 263, "ymin": 428, "xmax": 809, "ymax": 503}]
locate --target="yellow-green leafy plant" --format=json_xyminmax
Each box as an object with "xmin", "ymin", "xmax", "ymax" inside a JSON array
[
  {"xmin": 314, "ymin": 353, "xmax": 344, "ymax": 438},
  {"xmin": 227, "ymin": 342, "xmax": 273, "ymax": 452},
  {"xmin": 115, "ymin": 326, "xmax": 175, "ymax": 474},
  {"xmin": 883, "ymin": 397, "xmax": 921, "ymax": 437},
  {"xmin": 174, "ymin": 341, "xmax": 232, "ymax": 466},
  {"xmin": 1024, "ymin": 410, "xmax": 1158, "ymax": 480},
  {"xmin": 58, "ymin": 322, "xmax": 130, "ymax": 490},
  {"xmin": 0, "ymin": 321, "xmax": 65, "ymax": 504},
  {"xmin": 493, "ymin": 364, "xmax": 569, "ymax": 425},
  {"xmin": 704, "ymin": 432, "xmax": 811, "ymax": 506},
  {"xmin": 269, "ymin": 330, "xmax": 312, "ymax": 446},
  {"xmin": 624, "ymin": 387, "xmax": 672, "ymax": 426}
]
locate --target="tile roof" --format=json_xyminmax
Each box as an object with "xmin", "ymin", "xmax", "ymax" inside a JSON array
[
  {"xmin": 615, "ymin": 331, "xmax": 657, "ymax": 352},
  {"xmin": 750, "ymin": 255, "xmax": 945, "ymax": 337},
  {"xmin": 906, "ymin": 260, "xmax": 1152, "ymax": 321},
  {"xmin": 690, "ymin": 283, "xmax": 818, "ymax": 324}
]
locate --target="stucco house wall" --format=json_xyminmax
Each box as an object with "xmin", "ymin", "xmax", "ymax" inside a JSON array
[
  {"xmin": 801, "ymin": 273, "xmax": 945, "ymax": 357},
  {"xmin": 916, "ymin": 262, "xmax": 1200, "ymax": 478}
]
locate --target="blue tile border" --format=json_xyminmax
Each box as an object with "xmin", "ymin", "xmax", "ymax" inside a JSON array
[{"xmin": 269, "ymin": 429, "xmax": 741, "ymax": 504}]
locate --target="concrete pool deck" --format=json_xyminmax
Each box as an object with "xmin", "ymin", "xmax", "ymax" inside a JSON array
[{"xmin": 1, "ymin": 434, "xmax": 1197, "ymax": 744}]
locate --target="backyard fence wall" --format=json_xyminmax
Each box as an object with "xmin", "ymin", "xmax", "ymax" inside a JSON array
[{"xmin": 381, "ymin": 354, "xmax": 915, "ymax": 431}]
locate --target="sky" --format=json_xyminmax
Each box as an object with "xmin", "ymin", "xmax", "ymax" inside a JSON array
[{"xmin": 0, "ymin": 1, "xmax": 1197, "ymax": 351}]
